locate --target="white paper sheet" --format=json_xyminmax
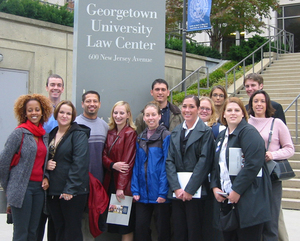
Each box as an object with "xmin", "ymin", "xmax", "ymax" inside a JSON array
[
  {"xmin": 173, "ymin": 172, "xmax": 202, "ymax": 198},
  {"xmin": 106, "ymin": 194, "xmax": 133, "ymax": 226}
]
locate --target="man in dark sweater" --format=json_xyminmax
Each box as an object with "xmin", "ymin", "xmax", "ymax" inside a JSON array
[{"xmin": 135, "ymin": 79, "xmax": 183, "ymax": 134}]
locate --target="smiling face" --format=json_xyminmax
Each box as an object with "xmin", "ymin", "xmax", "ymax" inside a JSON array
[
  {"xmin": 143, "ymin": 106, "xmax": 161, "ymax": 130},
  {"xmin": 211, "ymin": 88, "xmax": 225, "ymax": 107},
  {"xmin": 223, "ymin": 102, "xmax": 244, "ymax": 130},
  {"xmin": 244, "ymin": 79, "xmax": 263, "ymax": 97},
  {"xmin": 46, "ymin": 77, "xmax": 64, "ymax": 101},
  {"xmin": 57, "ymin": 104, "xmax": 73, "ymax": 128},
  {"xmin": 81, "ymin": 93, "xmax": 101, "ymax": 119},
  {"xmin": 252, "ymin": 93, "xmax": 266, "ymax": 118},
  {"xmin": 113, "ymin": 105, "xmax": 129, "ymax": 130},
  {"xmin": 150, "ymin": 83, "xmax": 170, "ymax": 106},
  {"xmin": 26, "ymin": 100, "xmax": 42, "ymax": 126},
  {"xmin": 182, "ymin": 97, "xmax": 199, "ymax": 127},
  {"xmin": 198, "ymin": 99, "xmax": 212, "ymax": 122}
]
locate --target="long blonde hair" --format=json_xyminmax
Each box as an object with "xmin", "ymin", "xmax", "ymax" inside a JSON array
[
  {"xmin": 199, "ymin": 97, "xmax": 218, "ymax": 127},
  {"xmin": 108, "ymin": 101, "xmax": 136, "ymax": 130}
]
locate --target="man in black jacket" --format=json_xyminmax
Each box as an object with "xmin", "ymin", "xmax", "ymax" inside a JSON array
[{"xmin": 244, "ymin": 73, "xmax": 286, "ymax": 124}]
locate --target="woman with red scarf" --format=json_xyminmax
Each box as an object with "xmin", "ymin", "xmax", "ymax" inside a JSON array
[{"xmin": 0, "ymin": 94, "xmax": 52, "ymax": 241}]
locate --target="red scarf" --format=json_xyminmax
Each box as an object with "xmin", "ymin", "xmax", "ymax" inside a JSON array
[{"xmin": 17, "ymin": 120, "xmax": 46, "ymax": 137}]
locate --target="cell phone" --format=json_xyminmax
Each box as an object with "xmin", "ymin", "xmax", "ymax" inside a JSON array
[{"xmin": 216, "ymin": 191, "xmax": 228, "ymax": 198}]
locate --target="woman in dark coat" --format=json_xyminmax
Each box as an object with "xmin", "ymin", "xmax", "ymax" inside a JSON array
[
  {"xmin": 166, "ymin": 95, "xmax": 215, "ymax": 241},
  {"xmin": 211, "ymin": 97, "xmax": 272, "ymax": 241},
  {"xmin": 46, "ymin": 100, "xmax": 90, "ymax": 241},
  {"xmin": 102, "ymin": 101, "xmax": 137, "ymax": 241}
]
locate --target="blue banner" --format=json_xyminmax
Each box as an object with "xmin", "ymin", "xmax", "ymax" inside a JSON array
[{"xmin": 187, "ymin": 0, "xmax": 212, "ymax": 31}]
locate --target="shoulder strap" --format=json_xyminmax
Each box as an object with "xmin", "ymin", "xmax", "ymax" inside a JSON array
[
  {"xmin": 266, "ymin": 118, "xmax": 275, "ymax": 151},
  {"xmin": 107, "ymin": 135, "xmax": 120, "ymax": 157}
]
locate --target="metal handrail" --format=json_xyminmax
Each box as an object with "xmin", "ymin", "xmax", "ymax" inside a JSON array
[
  {"xmin": 170, "ymin": 66, "xmax": 209, "ymax": 104},
  {"xmin": 225, "ymin": 25, "xmax": 294, "ymax": 95},
  {"xmin": 284, "ymin": 94, "xmax": 300, "ymax": 144}
]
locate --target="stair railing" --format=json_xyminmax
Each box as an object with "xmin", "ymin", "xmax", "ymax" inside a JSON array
[
  {"xmin": 169, "ymin": 66, "xmax": 209, "ymax": 104},
  {"xmin": 225, "ymin": 25, "xmax": 294, "ymax": 96},
  {"xmin": 284, "ymin": 93, "xmax": 300, "ymax": 144}
]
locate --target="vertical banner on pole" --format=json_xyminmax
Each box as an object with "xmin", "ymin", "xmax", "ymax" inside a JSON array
[
  {"xmin": 73, "ymin": 0, "xmax": 166, "ymax": 120},
  {"xmin": 187, "ymin": 0, "xmax": 212, "ymax": 31}
]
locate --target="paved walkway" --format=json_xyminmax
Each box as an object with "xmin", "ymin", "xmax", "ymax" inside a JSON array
[{"xmin": 0, "ymin": 209, "xmax": 299, "ymax": 240}]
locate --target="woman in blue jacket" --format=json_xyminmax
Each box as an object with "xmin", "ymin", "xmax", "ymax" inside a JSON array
[{"xmin": 131, "ymin": 101, "xmax": 171, "ymax": 241}]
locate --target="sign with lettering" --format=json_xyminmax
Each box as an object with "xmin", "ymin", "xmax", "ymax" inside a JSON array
[
  {"xmin": 187, "ymin": 0, "xmax": 211, "ymax": 31},
  {"xmin": 73, "ymin": 1, "xmax": 165, "ymax": 120}
]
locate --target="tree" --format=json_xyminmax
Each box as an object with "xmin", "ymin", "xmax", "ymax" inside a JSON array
[
  {"xmin": 166, "ymin": 0, "xmax": 183, "ymax": 32},
  {"xmin": 206, "ymin": 0, "xmax": 279, "ymax": 50},
  {"xmin": 165, "ymin": 0, "xmax": 279, "ymax": 51}
]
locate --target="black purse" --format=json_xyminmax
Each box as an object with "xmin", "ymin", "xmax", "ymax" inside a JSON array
[
  {"xmin": 219, "ymin": 204, "xmax": 238, "ymax": 232},
  {"xmin": 266, "ymin": 119, "xmax": 295, "ymax": 181},
  {"xmin": 6, "ymin": 206, "xmax": 13, "ymax": 224}
]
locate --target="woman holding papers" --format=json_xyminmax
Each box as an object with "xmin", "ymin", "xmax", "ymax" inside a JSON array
[
  {"xmin": 131, "ymin": 101, "xmax": 171, "ymax": 241},
  {"xmin": 102, "ymin": 101, "xmax": 137, "ymax": 241},
  {"xmin": 166, "ymin": 95, "xmax": 215, "ymax": 241},
  {"xmin": 211, "ymin": 97, "xmax": 272, "ymax": 241},
  {"xmin": 248, "ymin": 90, "xmax": 294, "ymax": 241}
]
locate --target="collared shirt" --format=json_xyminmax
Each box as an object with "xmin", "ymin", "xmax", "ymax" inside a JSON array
[
  {"xmin": 182, "ymin": 117, "xmax": 199, "ymax": 137},
  {"xmin": 218, "ymin": 128, "xmax": 232, "ymax": 194},
  {"xmin": 160, "ymin": 102, "xmax": 170, "ymax": 130}
]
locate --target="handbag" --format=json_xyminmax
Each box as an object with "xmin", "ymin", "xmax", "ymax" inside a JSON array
[
  {"xmin": 266, "ymin": 119, "xmax": 295, "ymax": 181},
  {"xmin": 10, "ymin": 133, "xmax": 24, "ymax": 170},
  {"xmin": 6, "ymin": 206, "xmax": 13, "ymax": 224},
  {"xmin": 219, "ymin": 204, "xmax": 238, "ymax": 232},
  {"xmin": 270, "ymin": 159, "xmax": 295, "ymax": 181}
]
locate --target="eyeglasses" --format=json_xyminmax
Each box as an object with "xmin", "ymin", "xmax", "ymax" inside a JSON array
[
  {"xmin": 212, "ymin": 94, "xmax": 225, "ymax": 98},
  {"xmin": 200, "ymin": 107, "xmax": 212, "ymax": 112}
]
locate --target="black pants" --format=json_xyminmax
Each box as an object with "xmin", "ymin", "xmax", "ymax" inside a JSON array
[
  {"xmin": 223, "ymin": 223, "xmax": 264, "ymax": 241},
  {"xmin": 47, "ymin": 194, "xmax": 87, "ymax": 241},
  {"xmin": 36, "ymin": 212, "xmax": 56, "ymax": 241},
  {"xmin": 135, "ymin": 202, "xmax": 171, "ymax": 241},
  {"xmin": 172, "ymin": 199, "xmax": 205, "ymax": 241}
]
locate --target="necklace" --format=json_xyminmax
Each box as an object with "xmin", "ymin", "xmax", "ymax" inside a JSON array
[{"xmin": 49, "ymin": 125, "xmax": 71, "ymax": 158}]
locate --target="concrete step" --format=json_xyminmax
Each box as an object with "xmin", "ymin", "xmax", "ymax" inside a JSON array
[
  {"xmin": 282, "ymin": 188, "xmax": 300, "ymax": 199},
  {"xmin": 238, "ymin": 88, "xmax": 300, "ymax": 95},
  {"xmin": 282, "ymin": 198, "xmax": 300, "ymax": 210},
  {"xmin": 263, "ymin": 82, "xmax": 300, "ymax": 87},
  {"xmin": 263, "ymin": 69, "xmax": 300, "ymax": 75},
  {"xmin": 282, "ymin": 178, "xmax": 300, "ymax": 189}
]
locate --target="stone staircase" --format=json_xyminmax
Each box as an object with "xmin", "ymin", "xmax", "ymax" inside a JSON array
[{"xmin": 236, "ymin": 52, "xmax": 300, "ymax": 210}]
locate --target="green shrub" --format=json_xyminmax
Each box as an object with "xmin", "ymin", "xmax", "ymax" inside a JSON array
[
  {"xmin": 226, "ymin": 35, "xmax": 268, "ymax": 65},
  {"xmin": 166, "ymin": 36, "xmax": 221, "ymax": 59},
  {"xmin": 0, "ymin": 0, "xmax": 74, "ymax": 27}
]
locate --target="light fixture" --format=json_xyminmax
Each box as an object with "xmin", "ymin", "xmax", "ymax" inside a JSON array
[{"xmin": 0, "ymin": 54, "xmax": 3, "ymax": 62}]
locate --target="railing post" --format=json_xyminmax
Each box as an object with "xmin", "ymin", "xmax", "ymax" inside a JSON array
[{"xmin": 296, "ymin": 100, "xmax": 298, "ymax": 144}]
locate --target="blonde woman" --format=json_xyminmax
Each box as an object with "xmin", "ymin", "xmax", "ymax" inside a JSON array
[
  {"xmin": 102, "ymin": 101, "xmax": 137, "ymax": 241},
  {"xmin": 199, "ymin": 97, "xmax": 225, "ymax": 139}
]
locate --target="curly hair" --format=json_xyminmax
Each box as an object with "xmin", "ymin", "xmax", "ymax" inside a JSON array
[
  {"xmin": 108, "ymin": 101, "xmax": 136, "ymax": 131},
  {"xmin": 14, "ymin": 94, "xmax": 53, "ymax": 125}
]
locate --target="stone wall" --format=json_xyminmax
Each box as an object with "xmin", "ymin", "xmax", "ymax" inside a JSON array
[{"xmin": 0, "ymin": 12, "xmax": 217, "ymax": 100}]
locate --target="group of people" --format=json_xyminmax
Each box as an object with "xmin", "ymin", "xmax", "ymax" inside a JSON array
[{"xmin": 0, "ymin": 73, "xmax": 295, "ymax": 241}]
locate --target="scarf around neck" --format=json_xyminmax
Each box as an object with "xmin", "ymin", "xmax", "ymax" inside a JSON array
[{"xmin": 17, "ymin": 119, "xmax": 46, "ymax": 137}]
